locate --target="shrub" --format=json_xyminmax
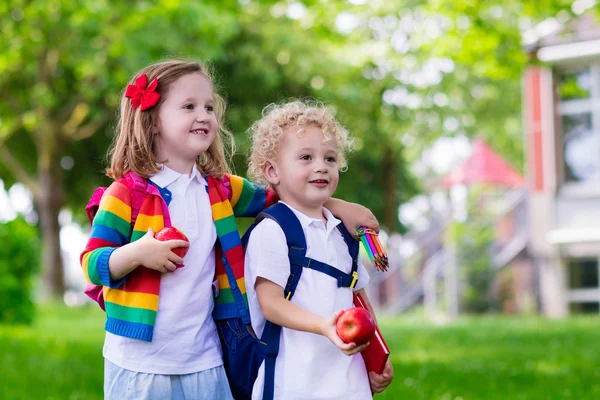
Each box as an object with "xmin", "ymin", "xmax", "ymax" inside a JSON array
[{"xmin": 0, "ymin": 216, "xmax": 40, "ymax": 324}]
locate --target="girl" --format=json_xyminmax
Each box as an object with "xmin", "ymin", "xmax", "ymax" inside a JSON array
[{"xmin": 80, "ymin": 60, "xmax": 379, "ymax": 400}]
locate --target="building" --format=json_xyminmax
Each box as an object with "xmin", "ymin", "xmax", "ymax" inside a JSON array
[{"xmin": 524, "ymin": 13, "xmax": 600, "ymax": 316}]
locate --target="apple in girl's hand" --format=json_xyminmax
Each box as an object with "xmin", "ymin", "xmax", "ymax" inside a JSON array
[
  {"xmin": 335, "ymin": 307, "xmax": 376, "ymax": 346},
  {"xmin": 155, "ymin": 227, "xmax": 189, "ymax": 258}
]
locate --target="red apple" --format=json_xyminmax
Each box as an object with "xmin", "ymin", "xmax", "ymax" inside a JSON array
[
  {"xmin": 335, "ymin": 307, "xmax": 376, "ymax": 346},
  {"xmin": 154, "ymin": 226, "xmax": 189, "ymax": 258}
]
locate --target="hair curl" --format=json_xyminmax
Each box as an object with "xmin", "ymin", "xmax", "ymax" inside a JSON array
[{"xmin": 248, "ymin": 99, "xmax": 353, "ymax": 185}]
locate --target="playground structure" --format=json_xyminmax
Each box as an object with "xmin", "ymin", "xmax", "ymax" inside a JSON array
[
  {"xmin": 365, "ymin": 141, "xmax": 532, "ymax": 318},
  {"xmin": 368, "ymin": 14, "xmax": 600, "ymax": 318}
]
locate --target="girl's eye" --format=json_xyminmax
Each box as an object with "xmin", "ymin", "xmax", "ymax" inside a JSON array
[
  {"xmin": 183, "ymin": 104, "xmax": 194, "ymax": 110},
  {"xmin": 300, "ymin": 155, "xmax": 311, "ymax": 161},
  {"xmin": 206, "ymin": 105, "xmax": 214, "ymax": 112},
  {"xmin": 326, "ymin": 157, "xmax": 337, "ymax": 163}
]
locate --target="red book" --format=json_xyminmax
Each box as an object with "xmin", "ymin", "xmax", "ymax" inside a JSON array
[{"xmin": 353, "ymin": 292, "xmax": 390, "ymax": 375}]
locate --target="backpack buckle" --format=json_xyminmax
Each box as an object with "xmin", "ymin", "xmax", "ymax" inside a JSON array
[{"xmin": 350, "ymin": 271, "xmax": 358, "ymax": 289}]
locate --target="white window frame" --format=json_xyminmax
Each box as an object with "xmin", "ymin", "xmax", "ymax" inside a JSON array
[{"xmin": 556, "ymin": 61, "xmax": 600, "ymax": 198}]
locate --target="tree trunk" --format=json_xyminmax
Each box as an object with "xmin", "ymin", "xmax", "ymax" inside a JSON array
[
  {"xmin": 36, "ymin": 159, "xmax": 65, "ymax": 300},
  {"xmin": 382, "ymin": 147, "xmax": 397, "ymax": 232}
]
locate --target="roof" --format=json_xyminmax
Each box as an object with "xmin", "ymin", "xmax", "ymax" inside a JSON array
[
  {"xmin": 440, "ymin": 139, "xmax": 525, "ymax": 188},
  {"xmin": 524, "ymin": 13, "xmax": 600, "ymax": 62}
]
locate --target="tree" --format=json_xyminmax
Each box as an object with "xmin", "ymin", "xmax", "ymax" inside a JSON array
[
  {"xmin": 3, "ymin": 0, "xmax": 591, "ymax": 297},
  {"xmin": 0, "ymin": 0, "xmax": 244, "ymax": 298}
]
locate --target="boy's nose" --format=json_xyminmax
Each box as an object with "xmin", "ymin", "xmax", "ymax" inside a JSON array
[{"xmin": 314, "ymin": 161, "xmax": 328, "ymax": 172}]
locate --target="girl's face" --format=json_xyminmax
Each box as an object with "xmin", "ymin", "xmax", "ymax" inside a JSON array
[{"xmin": 154, "ymin": 73, "xmax": 218, "ymax": 174}]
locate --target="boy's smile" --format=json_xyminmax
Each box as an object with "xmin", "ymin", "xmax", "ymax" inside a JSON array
[{"xmin": 265, "ymin": 123, "xmax": 340, "ymax": 220}]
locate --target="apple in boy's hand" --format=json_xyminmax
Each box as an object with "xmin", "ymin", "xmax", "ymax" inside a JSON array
[
  {"xmin": 155, "ymin": 227, "xmax": 189, "ymax": 259},
  {"xmin": 335, "ymin": 307, "xmax": 376, "ymax": 346}
]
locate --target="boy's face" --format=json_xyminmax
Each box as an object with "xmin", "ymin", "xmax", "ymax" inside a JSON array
[{"xmin": 265, "ymin": 123, "xmax": 339, "ymax": 217}]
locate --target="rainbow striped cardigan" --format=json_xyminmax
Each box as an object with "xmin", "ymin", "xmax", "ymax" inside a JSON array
[{"xmin": 80, "ymin": 172, "xmax": 276, "ymax": 342}]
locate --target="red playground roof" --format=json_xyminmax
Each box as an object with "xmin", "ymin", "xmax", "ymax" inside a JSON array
[{"xmin": 441, "ymin": 139, "xmax": 524, "ymax": 188}]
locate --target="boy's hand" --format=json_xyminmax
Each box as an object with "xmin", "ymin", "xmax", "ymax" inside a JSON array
[
  {"xmin": 321, "ymin": 310, "xmax": 370, "ymax": 356},
  {"xmin": 369, "ymin": 360, "xmax": 394, "ymax": 393},
  {"xmin": 133, "ymin": 228, "xmax": 189, "ymax": 273}
]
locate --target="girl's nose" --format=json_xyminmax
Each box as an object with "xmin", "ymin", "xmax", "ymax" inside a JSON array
[{"xmin": 196, "ymin": 108, "xmax": 209, "ymax": 122}]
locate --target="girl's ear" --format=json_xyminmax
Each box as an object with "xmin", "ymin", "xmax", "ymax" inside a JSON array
[{"xmin": 262, "ymin": 161, "xmax": 280, "ymax": 186}]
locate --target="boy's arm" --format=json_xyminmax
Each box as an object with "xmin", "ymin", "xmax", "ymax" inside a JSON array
[
  {"xmin": 324, "ymin": 198, "xmax": 379, "ymax": 238},
  {"xmin": 255, "ymin": 278, "xmax": 368, "ymax": 356},
  {"xmin": 80, "ymin": 181, "xmax": 134, "ymax": 287},
  {"xmin": 353, "ymin": 288, "xmax": 378, "ymax": 323},
  {"xmin": 354, "ymin": 288, "xmax": 394, "ymax": 392},
  {"xmin": 247, "ymin": 218, "xmax": 366, "ymax": 356}
]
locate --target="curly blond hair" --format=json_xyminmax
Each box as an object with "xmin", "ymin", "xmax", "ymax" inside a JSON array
[
  {"xmin": 106, "ymin": 59, "xmax": 233, "ymax": 180},
  {"xmin": 248, "ymin": 99, "xmax": 353, "ymax": 185}
]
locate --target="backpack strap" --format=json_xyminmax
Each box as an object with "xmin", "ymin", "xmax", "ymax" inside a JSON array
[
  {"xmin": 249, "ymin": 203, "xmax": 360, "ymax": 400},
  {"xmin": 84, "ymin": 172, "xmax": 162, "ymax": 227},
  {"xmin": 123, "ymin": 172, "xmax": 151, "ymax": 225},
  {"xmin": 336, "ymin": 221, "xmax": 360, "ymax": 279},
  {"xmin": 259, "ymin": 204, "xmax": 360, "ymax": 290}
]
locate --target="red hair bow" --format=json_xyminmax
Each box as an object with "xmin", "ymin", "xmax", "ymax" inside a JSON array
[{"xmin": 125, "ymin": 74, "xmax": 160, "ymax": 111}]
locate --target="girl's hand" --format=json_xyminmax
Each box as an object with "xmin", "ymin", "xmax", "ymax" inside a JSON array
[
  {"xmin": 321, "ymin": 310, "xmax": 370, "ymax": 356},
  {"xmin": 329, "ymin": 200, "xmax": 379, "ymax": 238},
  {"xmin": 369, "ymin": 360, "xmax": 394, "ymax": 393},
  {"xmin": 133, "ymin": 228, "xmax": 189, "ymax": 273}
]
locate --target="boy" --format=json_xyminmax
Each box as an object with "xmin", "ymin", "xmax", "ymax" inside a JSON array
[{"xmin": 244, "ymin": 100, "xmax": 393, "ymax": 399}]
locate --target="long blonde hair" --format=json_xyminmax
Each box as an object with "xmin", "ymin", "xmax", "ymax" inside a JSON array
[{"xmin": 106, "ymin": 60, "xmax": 234, "ymax": 179}]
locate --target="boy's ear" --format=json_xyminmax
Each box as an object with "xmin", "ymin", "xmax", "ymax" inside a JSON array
[{"xmin": 262, "ymin": 162, "xmax": 280, "ymax": 186}]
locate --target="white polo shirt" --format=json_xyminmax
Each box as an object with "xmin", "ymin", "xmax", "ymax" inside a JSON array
[
  {"xmin": 245, "ymin": 202, "xmax": 372, "ymax": 400},
  {"xmin": 103, "ymin": 164, "xmax": 223, "ymax": 375}
]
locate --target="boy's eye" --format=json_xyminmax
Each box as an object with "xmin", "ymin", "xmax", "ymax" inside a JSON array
[
  {"xmin": 183, "ymin": 104, "xmax": 194, "ymax": 110},
  {"xmin": 300, "ymin": 155, "xmax": 311, "ymax": 161}
]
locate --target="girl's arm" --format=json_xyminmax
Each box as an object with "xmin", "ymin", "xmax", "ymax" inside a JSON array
[
  {"xmin": 80, "ymin": 181, "xmax": 135, "ymax": 288},
  {"xmin": 227, "ymin": 175, "xmax": 278, "ymax": 218},
  {"xmin": 80, "ymin": 181, "xmax": 187, "ymax": 284},
  {"xmin": 107, "ymin": 228, "xmax": 187, "ymax": 279},
  {"xmin": 255, "ymin": 277, "xmax": 369, "ymax": 356},
  {"xmin": 324, "ymin": 198, "xmax": 379, "ymax": 237},
  {"xmin": 226, "ymin": 175, "xmax": 380, "ymax": 234}
]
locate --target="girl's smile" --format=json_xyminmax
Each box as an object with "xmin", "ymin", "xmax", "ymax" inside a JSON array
[{"xmin": 155, "ymin": 73, "xmax": 218, "ymax": 174}]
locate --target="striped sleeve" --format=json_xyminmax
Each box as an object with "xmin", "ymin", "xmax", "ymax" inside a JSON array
[
  {"xmin": 227, "ymin": 174, "xmax": 278, "ymax": 218},
  {"xmin": 80, "ymin": 181, "xmax": 133, "ymax": 288}
]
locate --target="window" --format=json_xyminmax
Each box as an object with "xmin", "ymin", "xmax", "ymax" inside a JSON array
[
  {"xmin": 557, "ymin": 64, "xmax": 600, "ymax": 186},
  {"xmin": 567, "ymin": 259, "xmax": 599, "ymax": 289},
  {"xmin": 569, "ymin": 302, "xmax": 599, "ymax": 314},
  {"xmin": 567, "ymin": 258, "xmax": 600, "ymax": 315}
]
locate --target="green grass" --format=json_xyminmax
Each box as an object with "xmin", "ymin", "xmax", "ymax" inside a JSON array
[
  {"xmin": 377, "ymin": 315, "xmax": 600, "ymax": 400},
  {"xmin": 0, "ymin": 304, "xmax": 105, "ymax": 400},
  {"xmin": 1, "ymin": 305, "xmax": 599, "ymax": 399}
]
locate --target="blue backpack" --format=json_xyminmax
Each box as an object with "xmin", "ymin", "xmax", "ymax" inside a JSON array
[{"xmin": 216, "ymin": 203, "xmax": 360, "ymax": 400}]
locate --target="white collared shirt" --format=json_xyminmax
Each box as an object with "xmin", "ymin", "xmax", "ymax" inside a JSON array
[
  {"xmin": 245, "ymin": 202, "xmax": 371, "ymax": 400},
  {"xmin": 103, "ymin": 164, "xmax": 222, "ymax": 375}
]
